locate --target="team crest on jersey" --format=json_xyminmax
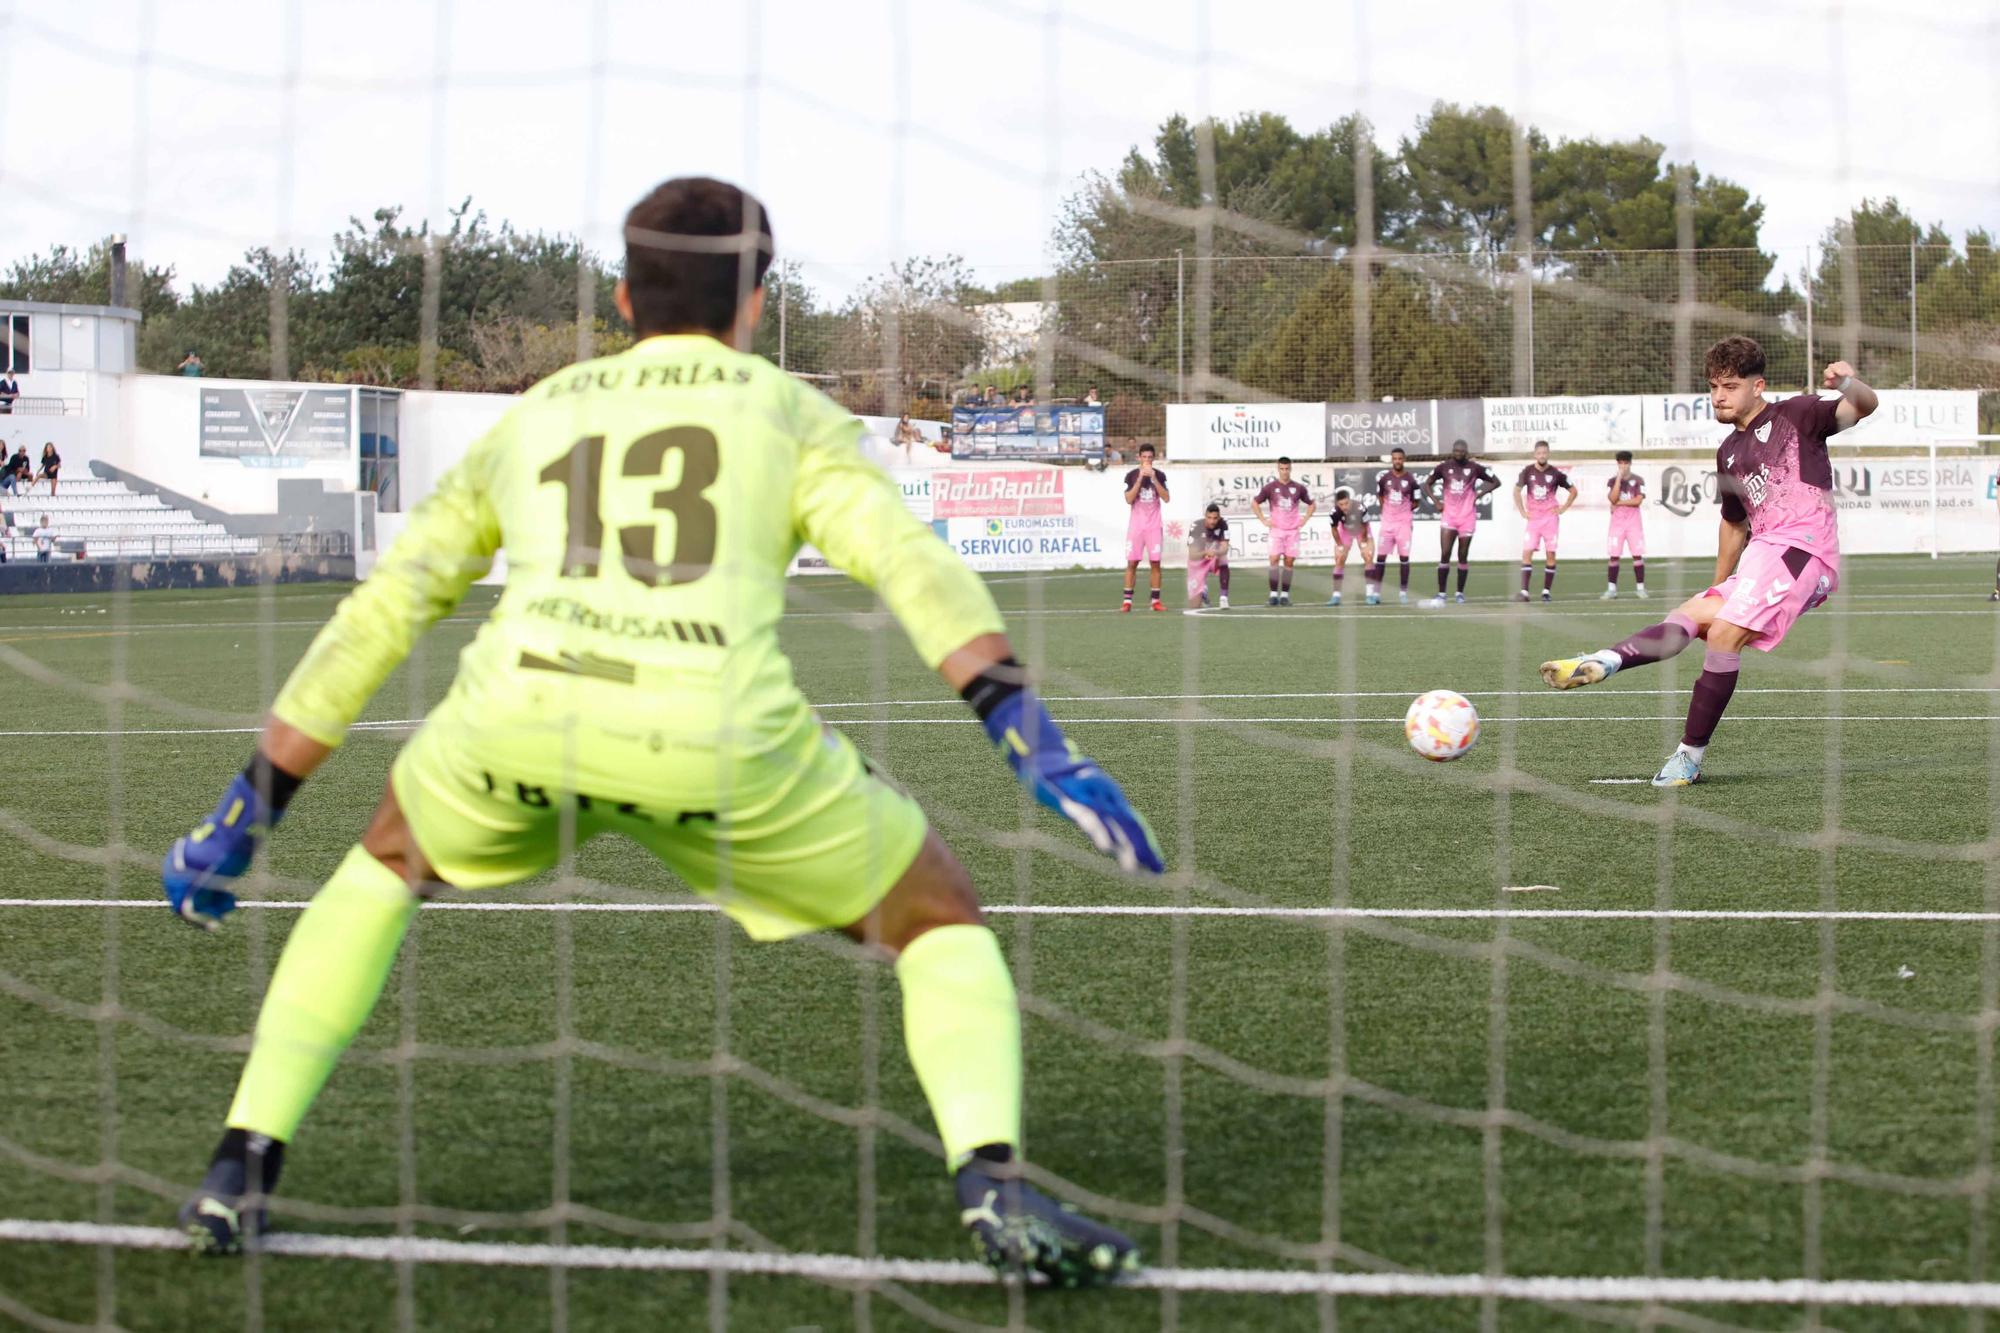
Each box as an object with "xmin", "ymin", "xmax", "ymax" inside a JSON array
[{"xmin": 1754, "ymin": 423, "xmax": 1772, "ymax": 443}]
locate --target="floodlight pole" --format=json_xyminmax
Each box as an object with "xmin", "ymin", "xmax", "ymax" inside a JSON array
[{"xmin": 1176, "ymin": 248, "xmax": 1186, "ymax": 403}]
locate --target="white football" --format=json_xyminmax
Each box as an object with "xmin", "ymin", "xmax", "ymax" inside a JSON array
[{"xmin": 1404, "ymin": 689, "xmax": 1480, "ymax": 762}]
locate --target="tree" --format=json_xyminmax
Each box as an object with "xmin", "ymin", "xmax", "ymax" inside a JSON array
[
  {"xmin": 1236, "ymin": 261, "xmax": 1502, "ymax": 400},
  {"xmin": 829, "ymin": 255, "xmax": 988, "ymax": 413},
  {"xmin": 1398, "ymin": 103, "xmax": 1551, "ymax": 257},
  {"xmin": 0, "ymin": 241, "xmax": 181, "ymax": 322}
]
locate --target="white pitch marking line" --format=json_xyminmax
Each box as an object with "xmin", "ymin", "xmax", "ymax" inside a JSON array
[
  {"xmin": 3, "ymin": 714, "xmax": 1997, "ymax": 738},
  {"xmin": 5, "ymin": 900, "xmax": 1998, "ymax": 923},
  {"xmin": 5, "ymin": 1220, "xmax": 2000, "ymax": 1306},
  {"xmin": 813, "ymin": 686, "xmax": 2000, "ymax": 708},
  {"xmin": 1589, "ymin": 778, "xmax": 1654, "ymax": 785}
]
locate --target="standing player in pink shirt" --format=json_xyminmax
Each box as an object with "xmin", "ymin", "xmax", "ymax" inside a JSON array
[
  {"xmin": 1253, "ymin": 456, "xmax": 1315, "ymax": 607},
  {"xmin": 1540, "ymin": 336, "xmax": 1878, "ymax": 786},
  {"xmin": 1367, "ymin": 447, "xmax": 1422, "ymax": 604},
  {"xmin": 1604, "ymin": 450, "xmax": 1648, "ymax": 599},
  {"xmin": 1120, "ymin": 444, "xmax": 1170, "ymax": 612},
  {"xmin": 1513, "ymin": 440, "xmax": 1576, "ymax": 603},
  {"xmin": 1422, "ymin": 440, "xmax": 1502, "ymax": 606}
]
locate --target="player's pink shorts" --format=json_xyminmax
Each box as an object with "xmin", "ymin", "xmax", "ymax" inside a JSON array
[
  {"xmin": 1608, "ymin": 509, "xmax": 1645, "ymax": 558},
  {"xmin": 1186, "ymin": 556, "xmax": 1222, "ymax": 602},
  {"xmin": 1440, "ymin": 503, "xmax": 1477, "ymax": 536},
  {"xmin": 1126, "ymin": 526, "xmax": 1162, "ymax": 563},
  {"xmin": 1377, "ymin": 516, "xmax": 1412, "ymax": 558},
  {"xmin": 1705, "ymin": 540, "xmax": 1839, "ymax": 653},
  {"xmin": 1269, "ymin": 526, "xmax": 1301, "ymax": 559},
  {"xmin": 1522, "ymin": 514, "xmax": 1559, "ymax": 554},
  {"xmin": 1334, "ymin": 522, "xmax": 1371, "ymax": 550}
]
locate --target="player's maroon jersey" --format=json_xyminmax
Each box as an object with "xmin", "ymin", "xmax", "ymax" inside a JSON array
[
  {"xmin": 1608, "ymin": 474, "xmax": 1645, "ymax": 505},
  {"xmin": 1715, "ymin": 395, "xmax": 1843, "ymax": 556},
  {"xmin": 1376, "ymin": 470, "xmax": 1421, "ymax": 517},
  {"xmin": 1426, "ymin": 459, "xmax": 1497, "ymax": 501},
  {"xmin": 1255, "ymin": 479, "xmax": 1312, "ymax": 530},
  {"xmin": 1188, "ymin": 516, "xmax": 1231, "ymax": 558},
  {"xmin": 1330, "ymin": 498, "xmax": 1369, "ymax": 533},
  {"xmin": 1123, "ymin": 467, "xmax": 1168, "ymax": 519},
  {"xmin": 1516, "ymin": 463, "xmax": 1572, "ymax": 516}
]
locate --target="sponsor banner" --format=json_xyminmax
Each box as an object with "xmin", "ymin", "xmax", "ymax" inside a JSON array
[
  {"xmin": 803, "ymin": 454, "xmax": 2000, "ymax": 577},
  {"xmin": 932, "ymin": 468, "xmax": 1066, "ymax": 518},
  {"xmin": 1324, "ymin": 401, "xmax": 1435, "ymax": 458},
  {"xmin": 950, "ymin": 405, "xmax": 1105, "ymax": 462},
  {"xmin": 200, "ymin": 385, "xmax": 352, "ymax": 467},
  {"xmin": 1483, "ymin": 395, "xmax": 1642, "ymax": 454},
  {"xmin": 1166, "ymin": 402, "xmax": 1327, "ymax": 461},
  {"xmin": 947, "ymin": 514, "xmax": 1114, "ymax": 570},
  {"xmin": 1638, "ymin": 394, "xmax": 1726, "ymax": 453},
  {"xmin": 790, "ymin": 468, "xmax": 944, "ymax": 574},
  {"xmin": 1641, "ymin": 389, "xmax": 1982, "ymax": 452},
  {"xmin": 1434, "ymin": 398, "xmax": 1486, "ymax": 453}
]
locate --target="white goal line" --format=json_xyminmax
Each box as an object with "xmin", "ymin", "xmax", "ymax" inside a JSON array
[
  {"xmin": 4, "ymin": 899, "xmax": 1996, "ymax": 924},
  {"xmin": 3, "ymin": 713, "xmax": 1997, "ymax": 738},
  {"xmin": 3, "ymin": 1220, "xmax": 1998, "ymax": 1307}
]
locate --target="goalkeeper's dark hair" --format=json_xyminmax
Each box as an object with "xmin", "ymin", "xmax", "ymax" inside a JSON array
[
  {"xmin": 623, "ymin": 178, "xmax": 774, "ymax": 338},
  {"xmin": 1704, "ymin": 334, "xmax": 1766, "ymax": 381}
]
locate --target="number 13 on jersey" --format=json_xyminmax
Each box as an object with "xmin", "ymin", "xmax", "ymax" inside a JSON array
[{"xmin": 538, "ymin": 427, "xmax": 720, "ymax": 587}]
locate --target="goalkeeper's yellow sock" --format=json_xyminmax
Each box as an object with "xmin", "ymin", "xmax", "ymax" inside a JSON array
[
  {"xmin": 226, "ymin": 846, "xmax": 416, "ymax": 1141},
  {"xmin": 895, "ymin": 924, "xmax": 1022, "ymax": 1170}
]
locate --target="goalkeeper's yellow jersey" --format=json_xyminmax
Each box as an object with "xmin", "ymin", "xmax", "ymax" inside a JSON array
[{"xmin": 272, "ymin": 334, "xmax": 1004, "ymax": 754}]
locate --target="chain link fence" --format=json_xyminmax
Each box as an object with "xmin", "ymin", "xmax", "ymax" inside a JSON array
[{"xmin": 774, "ymin": 244, "xmax": 1998, "ymax": 443}]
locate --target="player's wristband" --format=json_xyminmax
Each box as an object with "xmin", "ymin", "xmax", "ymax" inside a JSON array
[
  {"xmin": 240, "ymin": 750, "xmax": 306, "ymax": 817},
  {"xmin": 959, "ymin": 656, "xmax": 1025, "ymax": 724},
  {"xmin": 1835, "ymin": 374, "xmax": 1855, "ymax": 393}
]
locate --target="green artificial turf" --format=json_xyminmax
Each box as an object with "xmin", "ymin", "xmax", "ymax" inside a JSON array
[{"xmin": 3, "ymin": 556, "xmax": 1999, "ymax": 1330}]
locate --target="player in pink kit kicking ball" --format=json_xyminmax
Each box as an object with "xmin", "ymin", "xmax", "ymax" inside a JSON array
[
  {"xmin": 1120, "ymin": 444, "xmax": 1170, "ymax": 612},
  {"xmin": 1422, "ymin": 440, "xmax": 1501, "ymax": 606},
  {"xmin": 1540, "ymin": 336, "xmax": 1878, "ymax": 787},
  {"xmin": 1513, "ymin": 440, "xmax": 1576, "ymax": 603},
  {"xmin": 1367, "ymin": 447, "xmax": 1422, "ymax": 604},
  {"xmin": 1604, "ymin": 450, "xmax": 1648, "ymax": 599},
  {"xmin": 1253, "ymin": 456, "xmax": 1314, "ymax": 606}
]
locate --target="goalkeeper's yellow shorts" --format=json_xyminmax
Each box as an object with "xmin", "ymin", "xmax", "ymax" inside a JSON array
[{"xmin": 389, "ymin": 685, "xmax": 928, "ymax": 940}]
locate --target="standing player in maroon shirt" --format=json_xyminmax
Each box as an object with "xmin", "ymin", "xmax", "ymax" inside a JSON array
[
  {"xmin": 1604, "ymin": 450, "xmax": 1648, "ymax": 599},
  {"xmin": 1369, "ymin": 448, "xmax": 1422, "ymax": 604},
  {"xmin": 1422, "ymin": 440, "xmax": 1502, "ymax": 605},
  {"xmin": 1540, "ymin": 336, "xmax": 1878, "ymax": 786},
  {"xmin": 1253, "ymin": 457, "xmax": 1315, "ymax": 606},
  {"xmin": 1513, "ymin": 440, "xmax": 1576, "ymax": 603}
]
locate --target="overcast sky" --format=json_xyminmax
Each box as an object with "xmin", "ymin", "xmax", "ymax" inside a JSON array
[{"xmin": 5, "ymin": 0, "xmax": 1995, "ymax": 300}]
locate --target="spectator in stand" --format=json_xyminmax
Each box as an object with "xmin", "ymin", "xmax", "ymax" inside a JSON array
[
  {"xmin": 36, "ymin": 443, "xmax": 60, "ymax": 495},
  {"xmin": 3, "ymin": 447, "xmax": 29, "ymax": 495},
  {"xmin": 32, "ymin": 514, "xmax": 54, "ymax": 563},
  {"xmin": 892, "ymin": 412, "xmax": 923, "ymax": 464},
  {"xmin": 177, "ymin": 350, "xmax": 206, "ymax": 377},
  {"xmin": 1083, "ymin": 385, "xmax": 1101, "ymax": 407},
  {"xmin": 0, "ymin": 371, "xmax": 19, "ymax": 413},
  {"xmin": 1012, "ymin": 385, "xmax": 1032, "ymax": 406}
]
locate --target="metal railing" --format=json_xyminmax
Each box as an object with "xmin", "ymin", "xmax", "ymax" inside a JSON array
[{"xmin": 0, "ymin": 396, "xmax": 84, "ymax": 416}]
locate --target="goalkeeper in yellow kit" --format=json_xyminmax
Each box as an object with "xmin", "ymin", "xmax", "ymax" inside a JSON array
[{"xmin": 162, "ymin": 177, "xmax": 1162, "ymax": 1286}]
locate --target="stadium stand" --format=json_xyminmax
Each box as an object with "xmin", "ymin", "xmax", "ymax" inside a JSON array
[{"xmin": 0, "ymin": 476, "xmax": 257, "ymax": 561}]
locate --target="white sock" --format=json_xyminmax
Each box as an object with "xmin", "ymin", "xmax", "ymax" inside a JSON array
[
  {"xmin": 1606, "ymin": 581, "xmax": 1616, "ymax": 592},
  {"xmin": 1676, "ymin": 742, "xmax": 1706, "ymax": 763},
  {"xmin": 1588, "ymin": 648, "xmax": 1622, "ymax": 674},
  {"xmin": 1637, "ymin": 582, "xmax": 1647, "ymax": 592}
]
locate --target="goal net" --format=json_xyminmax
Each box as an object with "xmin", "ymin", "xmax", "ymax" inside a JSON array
[{"xmin": 3, "ymin": 3, "xmax": 1999, "ymax": 1330}]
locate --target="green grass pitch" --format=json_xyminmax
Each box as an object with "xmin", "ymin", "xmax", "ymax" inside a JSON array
[{"xmin": 4, "ymin": 555, "xmax": 1999, "ymax": 1330}]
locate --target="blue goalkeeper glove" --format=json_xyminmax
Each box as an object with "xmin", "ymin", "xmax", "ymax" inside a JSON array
[
  {"xmin": 975, "ymin": 677, "xmax": 1164, "ymax": 875},
  {"xmin": 162, "ymin": 770, "xmax": 287, "ymax": 932}
]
